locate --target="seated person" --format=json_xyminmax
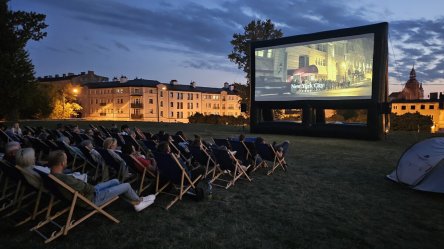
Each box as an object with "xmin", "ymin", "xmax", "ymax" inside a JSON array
[
  {"xmin": 121, "ymin": 144, "xmax": 157, "ymax": 174},
  {"xmin": 79, "ymin": 139, "xmax": 104, "ymax": 166},
  {"xmin": 3, "ymin": 141, "xmax": 21, "ymax": 165},
  {"xmin": 49, "ymin": 150, "xmax": 155, "ymax": 211},
  {"xmin": 16, "ymin": 148, "xmax": 49, "ymax": 190},
  {"xmin": 103, "ymin": 137, "xmax": 130, "ymax": 177},
  {"xmin": 255, "ymin": 137, "xmax": 290, "ymax": 158},
  {"xmin": 157, "ymin": 141, "xmax": 204, "ymax": 181}
]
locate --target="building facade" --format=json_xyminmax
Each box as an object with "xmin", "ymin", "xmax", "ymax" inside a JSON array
[{"xmin": 79, "ymin": 79, "xmax": 242, "ymax": 122}]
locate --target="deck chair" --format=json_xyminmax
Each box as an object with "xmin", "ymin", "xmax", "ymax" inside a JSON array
[
  {"xmin": 189, "ymin": 146, "xmax": 216, "ymax": 177},
  {"xmin": 210, "ymin": 148, "xmax": 252, "ymax": 189},
  {"xmin": 96, "ymin": 149, "xmax": 131, "ymax": 182},
  {"xmin": 143, "ymin": 139, "xmax": 158, "ymax": 152},
  {"xmin": 153, "ymin": 152, "xmax": 202, "ymax": 210},
  {"xmin": 30, "ymin": 173, "xmax": 119, "ymax": 243},
  {"xmin": 255, "ymin": 143, "xmax": 287, "ymax": 175},
  {"xmin": 55, "ymin": 141, "xmax": 86, "ymax": 173},
  {"xmin": 228, "ymin": 140, "xmax": 251, "ymax": 166},
  {"xmin": 0, "ymin": 160, "xmax": 26, "ymax": 213},
  {"xmin": 11, "ymin": 166, "xmax": 55, "ymax": 226},
  {"xmin": 0, "ymin": 161, "xmax": 36, "ymax": 222},
  {"xmin": 213, "ymin": 138, "xmax": 231, "ymax": 148},
  {"xmin": 121, "ymin": 154, "xmax": 155, "ymax": 194}
]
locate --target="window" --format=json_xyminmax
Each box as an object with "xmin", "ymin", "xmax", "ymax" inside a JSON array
[
  {"xmin": 149, "ymin": 89, "xmax": 153, "ymax": 94},
  {"xmin": 196, "ymin": 103, "xmax": 199, "ymax": 108},
  {"xmin": 160, "ymin": 111, "xmax": 163, "ymax": 117},
  {"xmin": 149, "ymin": 109, "xmax": 154, "ymax": 114},
  {"xmin": 196, "ymin": 94, "xmax": 199, "ymax": 99},
  {"xmin": 160, "ymin": 101, "xmax": 163, "ymax": 107},
  {"xmin": 420, "ymin": 105, "xmax": 425, "ymax": 110},
  {"xmin": 149, "ymin": 99, "xmax": 153, "ymax": 104},
  {"xmin": 170, "ymin": 111, "xmax": 173, "ymax": 117},
  {"xmin": 170, "ymin": 92, "xmax": 174, "ymax": 98},
  {"xmin": 430, "ymin": 105, "xmax": 435, "ymax": 109},
  {"xmin": 410, "ymin": 105, "xmax": 415, "ymax": 110},
  {"xmin": 160, "ymin": 91, "xmax": 163, "ymax": 97},
  {"xmin": 401, "ymin": 105, "xmax": 406, "ymax": 110},
  {"xmin": 170, "ymin": 102, "xmax": 174, "ymax": 108}
]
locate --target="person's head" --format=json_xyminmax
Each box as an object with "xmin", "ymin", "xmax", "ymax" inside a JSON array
[
  {"xmin": 157, "ymin": 141, "xmax": 170, "ymax": 154},
  {"xmin": 13, "ymin": 122, "xmax": 20, "ymax": 129},
  {"xmin": 121, "ymin": 124, "xmax": 130, "ymax": 133},
  {"xmin": 85, "ymin": 128, "xmax": 94, "ymax": 136},
  {"xmin": 239, "ymin": 134, "xmax": 245, "ymax": 142},
  {"xmin": 175, "ymin": 131, "xmax": 186, "ymax": 140},
  {"xmin": 5, "ymin": 141, "xmax": 21, "ymax": 157},
  {"xmin": 255, "ymin": 137, "xmax": 265, "ymax": 144},
  {"xmin": 122, "ymin": 144, "xmax": 136, "ymax": 155},
  {"xmin": 56, "ymin": 123, "xmax": 64, "ymax": 131},
  {"xmin": 103, "ymin": 137, "xmax": 118, "ymax": 149},
  {"xmin": 48, "ymin": 150, "xmax": 68, "ymax": 171},
  {"xmin": 80, "ymin": 139, "xmax": 94, "ymax": 150},
  {"xmin": 72, "ymin": 125, "xmax": 80, "ymax": 134},
  {"xmin": 16, "ymin": 148, "xmax": 36, "ymax": 168}
]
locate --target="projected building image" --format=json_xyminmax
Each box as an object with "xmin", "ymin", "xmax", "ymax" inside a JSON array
[{"xmin": 255, "ymin": 34, "xmax": 374, "ymax": 101}]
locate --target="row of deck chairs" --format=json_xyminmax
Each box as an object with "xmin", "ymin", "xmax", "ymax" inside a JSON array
[{"xmin": 0, "ymin": 124, "xmax": 287, "ymax": 243}]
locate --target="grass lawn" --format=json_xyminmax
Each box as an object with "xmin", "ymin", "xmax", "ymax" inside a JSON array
[{"xmin": 1, "ymin": 121, "xmax": 444, "ymax": 249}]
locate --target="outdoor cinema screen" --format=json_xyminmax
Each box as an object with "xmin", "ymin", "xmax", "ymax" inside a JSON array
[{"xmin": 254, "ymin": 33, "xmax": 374, "ymax": 101}]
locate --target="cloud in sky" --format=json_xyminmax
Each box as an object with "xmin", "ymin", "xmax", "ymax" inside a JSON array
[{"xmin": 9, "ymin": 0, "xmax": 444, "ymax": 91}]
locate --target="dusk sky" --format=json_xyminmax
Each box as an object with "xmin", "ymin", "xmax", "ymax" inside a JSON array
[{"xmin": 9, "ymin": 0, "xmax": 444, "ymax": 96}]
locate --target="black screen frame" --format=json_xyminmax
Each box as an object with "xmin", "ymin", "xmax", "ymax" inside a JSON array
[{"xmin": 249, "ymin": 22, "xmax": 389, "ymax": 140}]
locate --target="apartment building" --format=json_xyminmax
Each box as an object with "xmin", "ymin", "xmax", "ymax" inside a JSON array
[{"xmin": 79, "ymin": 78, "xmax": 242, "ymax": 122}]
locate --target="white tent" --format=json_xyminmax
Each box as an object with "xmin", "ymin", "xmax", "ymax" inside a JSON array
[{"xmin": 387, "ymin": 137, "xmax": 444, "ymax": 193}]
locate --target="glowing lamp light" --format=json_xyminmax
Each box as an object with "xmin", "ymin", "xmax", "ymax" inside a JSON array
[{"xmin": 72, "ymin": 88, "xmax": 79, "ymax": 94}]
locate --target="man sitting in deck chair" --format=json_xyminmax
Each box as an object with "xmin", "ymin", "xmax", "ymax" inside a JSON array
[
  {"xmin": 255, "ymin": 137, "xmax": 289, "ymax": 173},
  {"xmin": 49, "ymin": 150, "xmax": 155, "ymax": 212}
]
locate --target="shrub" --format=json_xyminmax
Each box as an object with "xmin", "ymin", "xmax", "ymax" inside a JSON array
[
  {"xmin": 390, "ymin": 112, "xmax": 433, "ymax": 132},
  {"xmin": 188, "ymin": 113, "xmax": 248, "ymax": 126}
]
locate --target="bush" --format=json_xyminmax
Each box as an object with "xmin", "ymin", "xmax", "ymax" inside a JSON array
[
  {"xmin": 390, "ymin": 112, "xmax": 433, "ymax": 132},
  {"xmin": 188, "ymin": 113, "xmax": 248, "ymax": 125}
]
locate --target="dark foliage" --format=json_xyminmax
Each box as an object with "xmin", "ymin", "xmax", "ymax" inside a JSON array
[
  {"xmin": 390, "ymin": 112, "xmax": 433, "ymax": 132},
  {"xmin": 188, "ymin": 113, "xmax": 248, "ymax": 125}
]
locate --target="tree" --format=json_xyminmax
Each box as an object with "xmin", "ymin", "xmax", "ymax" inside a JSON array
[
  {"xmin": 228, "ymin": 19, "xmax": 283, "ymax": 114},
  {"xmin": 0, "ymin": 1, "xmax": 49, "ymax": 120}
]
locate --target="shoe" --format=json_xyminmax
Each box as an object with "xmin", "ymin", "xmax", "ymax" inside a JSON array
[
  {"xmin": 142, "ymin": 194, "xmax": 156, "ymax": 202},
  {"xmin": 282, "ymin": 163, "xmax": 288, "ymax": 172},
  {"xmin": 134, "ymin": 199, "xmax": 154, "ymax": 212}
]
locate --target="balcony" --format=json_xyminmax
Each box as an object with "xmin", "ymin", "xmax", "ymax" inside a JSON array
[
  {"xmin": 99, "ymin": 103, "xmax": 106, "ymax": 106},
  {"xmin": 131, "ymin": 114, "xmax": 143, "ymax": 119},
  {"xmin": 131, "ymin": 103, "xmax": 144, "ymax": 108},
  {"xmin": 130, "ymin": 91, "xmax": 143, "ymax": 96}
]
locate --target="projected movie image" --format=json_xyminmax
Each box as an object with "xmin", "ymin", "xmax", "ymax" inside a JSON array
[{"xmin": 254, "ymin": 34, "xmax": 374, "ymax": 101}]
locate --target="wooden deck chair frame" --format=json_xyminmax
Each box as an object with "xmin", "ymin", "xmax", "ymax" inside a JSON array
[
  {"xmin": 9, "ymin": 166, "xmax": 56, "ymax": 226},
  {"xmin": 0, "ymin": 162, "xmax": 36, "ymax": 221},
  {"xmin": 256, "ymin": 144, "xmax": 287, "ymax": 175},
  {"xmin": 31, "ymin": 174, "xmax": 119, "ymax": 243},
  {"xmin": 210, "ymin": 148, "xmax": 252, "ymax": 189},
  {"xmin": 154, "ymin": 153, "xmax": 201, "ymax": 210},
  {"xmin": 122, "ymin": 154, "xmax": 156, "ymax": 195},
  {"xmin": 189, "ymin": 145, "xmax": 217, "ymax": 177}
]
